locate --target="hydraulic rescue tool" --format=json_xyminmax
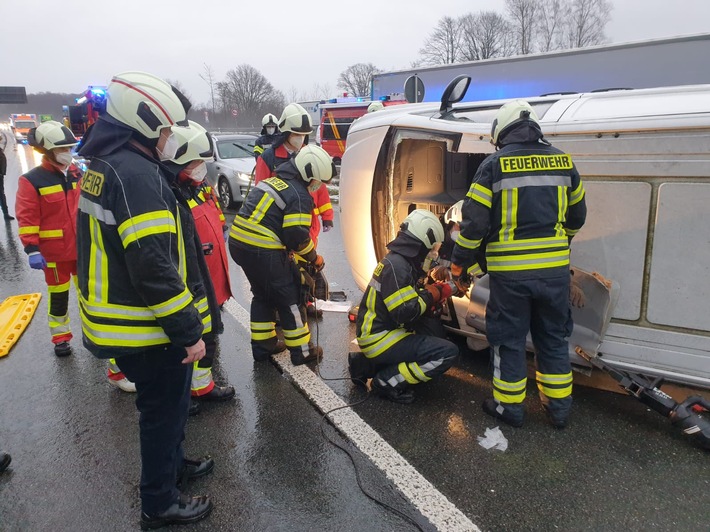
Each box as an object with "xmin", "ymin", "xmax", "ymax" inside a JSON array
[{"xmin": 576, "ymin": 347, "xmax": 710, "ymax": 451}]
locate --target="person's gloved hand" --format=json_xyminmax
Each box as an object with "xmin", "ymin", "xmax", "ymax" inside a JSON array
[
  {"xmin": 28, "ymin": 252, "xmax": 47, "ymax": 270},
  {"xmin": 223, "ymin": 229, "xmax": 229, "ymax": 242},
  {"xmin": 450, "ymin": 263, "xmax": 471, "ymax": 294},
  {"xmin": 311, "ymin": 255, "xmax": 325, "ymax": 272},
  {"xmin": 322, "ymin": 220, "xmax": 334, "ymax": 233},
  {"xmin": 570, "ymin": 277, "xmax": 586, "ymax": 308},
  {"xmin": 424, "ymin": 283, "xmax": 443, "ymax": 305},
  {"xmin": 436, "ymin": 281, "xmax": 454, "ymax": 300}
]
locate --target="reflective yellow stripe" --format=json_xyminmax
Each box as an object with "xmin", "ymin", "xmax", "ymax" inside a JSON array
[
  {"xmin": 230, "ymin": 216, "xmax": 285, "ymax": 249},
  {"xmin": 283, "ymin": 213, "xmax": 311, "ymax": 228},
  {"xmin": 249, "ymin": 194, "xmax": 274, "ymax": 224},
  {"xmin": 39, "ymin": 229, "xmax": 63, "ymax": 238},
  {"xmin": 493, "ymin": 376, "xmax": 527, "ymax": 404},
  {"xmin": 19, "ymin": 225, "xmax": 39, "ymax": 235},
  {"xmin": 536, "ymin": 372, "xmax": 573, "ymax": 384},
  {"xmin": 409, "ymin": 362, "xmax": 431, "ymax": 382},
  {"xmin": 47, "ymin": 281, "xmax": 71, "ymax": 293},
  {"xmin": 191, "ymin": 364, "xmax": 213, "ymax": 392},
  {"xmin": 80, "ymin": 313, "xmax": 170, "ymax": 347},
  {"xmin": 398, "ymin": 362, "xmax": 419, "ymax": 384},
  {"xmin": 466, "ymin": 263, "xmax": 483, "ymax": 276},
  {"xmin": 569, "ymin": 181, "xmax": 585, "ymax": 206},
  {"xmin": 466, "ymin": 183, "xmax": 492, "ymax": 208},
  {"xmin": 314, "ymin": 202, "xmax": 332, "ymax": 215},
  {"xmin": 283, "ymin": 324, "xmax": 310, "ymax": 347},
  {"xmin": 88, "ymin": 217, "xmax": 109, "ymax": 303},
  {"xmin": 194, "ymin": 297, "xmax": 209, "ymax": 313},
  {"xmin": 150, "ymin": 287, "xmax": 193, "ymax": 318},
  {"xmin": 487, "ymin": 236, "xmax": 568, "ymax": 253},
  {"xmin": 117, "ymin": 210, "xmax": 176, "ymax": 248},
  {"xmin": 296, "ymin": 239, "xmax": 315, "ymax": 257},
  {"xmin": 487, "ymin": 249, "xmax": 570, "ymax": 271},
  {"xmin": 556, "ymin": 185, "xmax": 566, "ymax": 237},
  {"xmin": 39, "ymin": 184, "xmax": 63, "ymax": 195},
  {"xmin": 361, "ymin": 287, "xmax": 377, "ymax": 337},
  {"xmin": 383, "ymin": 286, "xmax": 418, "ymax": 312},
  {"xmin": 358, "ymin": 328, "xmax": 411, "ymax": 358},
  {"xmin": 254, "ymin": 145, "xmax": 264, "ymax": 155},
  {"xmin": 79, "ymin": 296, "xmax": 154, "ymax": 320},
  {"xmin": 250, "ymin": 321, "xmax": 277, "ymax": 340},
  {"xmin": 499, "ymin": 188, "xmax": 518, "ymax": 242},
  {"xmin": 565, "ymin": 227, "xmax": 580, "ymax": 237},
  {"xmin": 454, "ymin": 233, "xmax": 481, "ymax": 250},
  {"xmin": 537, "ymin": 383, "xmax": 573, "ymax": 399},
  {"xmin": 187, "ymin": 198, "xmax": 198, "ymax": 209}
]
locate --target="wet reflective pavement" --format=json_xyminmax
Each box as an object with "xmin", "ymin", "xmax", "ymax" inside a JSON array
[{"xmin": 1, "ymin": 132, "xmax": 708, "ymax": 531}]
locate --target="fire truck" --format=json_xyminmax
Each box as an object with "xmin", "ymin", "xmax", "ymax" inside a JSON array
[
  {"xmin": 9, "ymin": 114, "xmax": 38, "ymax": 144},
  {"xmin": 64, "ymin": 86, "xmax": 107, "ymax": 138}
]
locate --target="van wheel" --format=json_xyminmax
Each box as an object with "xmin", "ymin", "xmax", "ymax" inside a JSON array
[{"xmin": 218, "ymin": 177, "xmax": 234, "ymax": 210}]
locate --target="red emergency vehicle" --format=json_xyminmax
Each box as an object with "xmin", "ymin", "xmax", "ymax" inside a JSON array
[{"xmin": 64, "ymin": 86, "xmax": 106, "ymax": 138}]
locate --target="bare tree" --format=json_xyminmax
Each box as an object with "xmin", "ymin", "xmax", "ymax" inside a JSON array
[
  {"xmin": 286, "ymin": 86, "xmax": 304, "ymax": 103},
  {"xmin": 562, "ymin": 0, "xmax": 613, "ymax": 48},
  {"xmin": 536, "ymin": 0, "xmax": 568, "ymax": 52},
  {"xmin": 460, "ymin": 11, "xmax": 514, "ymax": 61},
  {"xmin": 307, "ymin": 82, "xmax": 332, "ymax": 100},
  {"xmin": 199, "ymin": 64, "xmax": 217, "ymax": 122},
  {"xmin": 419, "ymin": 16, "xmax": 463, "ymax": 65},
  {"xmin": 337, "ymin": 63, "xmax": 381, "ymax": 97},
  {"xmin": 505, "ymin": 0, "xmax": 538, "ymax": 55},
  {"xmin": 217, "ymin": 64, "xmax": 284, "ymax": 128}
]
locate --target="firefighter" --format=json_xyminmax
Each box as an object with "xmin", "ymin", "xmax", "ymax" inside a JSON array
[
  {"xmin": 15, "ymin": 121, "xmax": 82, "ymax": 357},
  {"xmin": 76, "ymin": 71, "xmax": 213, "ymax": 528},
  {"xmin": 229, "ymin": 145, "xmax": 335, "ymax": 365},
  {"xmin": 450, "ymin": 100, "xmax": 587, "ymax": 429},
  {"xmin": 349, "ymin": 210, "xmax": 460, "ymax": 404},
  {"xmin": 1, "ymin": 145, "xmax": 14, "ymax": 220},
  {"xmin": 169, "ymin": 120, "xmax": 235, "ymax": 402},
  {"xmin": 253, "ymin": 113, "xmax": 279, "ymax": 160}
]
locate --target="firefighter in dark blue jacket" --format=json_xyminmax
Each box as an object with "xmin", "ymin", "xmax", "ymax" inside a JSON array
[
  {"xmin": 229, "ymin": 144, "xmax": 335, "ymax": 365},
  {"xmin": 253, "ymin": 113, "xmax": 279, "ymax": 160},
  {"xmin": 451, "ymin": 100, "xmax": 587, "ymax": 429}
]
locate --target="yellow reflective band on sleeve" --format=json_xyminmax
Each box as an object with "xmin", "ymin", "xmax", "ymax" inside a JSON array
[
  {"xmin": 254, "ymin": 145, "xmax": 264, "ymax": 155},
  {"xmin": 418, "ymin": 296, "xmax": 427, "ymax": 315},
  {"xmin": 493, "ymin": 376, "xmax": 527, "ymax": 404},
  {"xmin": 569, "ymin": 181, "xmax": 585, "ymax": 206},
  {"xmin": 283, "ymin": 213, "xmax": 311, "ymax": 228},
  {"xmin": 314, "ymin": 203, "xmax": 332, "ymax": 215},
  {"xmin": 46, "ymin": 262, "xmax": 56, "ymax": 268},
  {"xmin": 18, "ymin": 225, "xmax": 39, "ymax": 235},
  {"xmin": 466, "ymin": 263, "xmax": 483, "ymax": 276},
  {"xmin": 398, "ymin": 362, "xmax": 419, "ymax": 384},
  {"xmin": 466, "ymin": 183, "xmax": 493, "ymax": 208},
  {"xmin": 383, "ymin": 286, "xmax": 418, "ymax": 312},
  {"xmin": 296, "ymin": 239, "xmax": 315, "ymax": 257},
  {"xmin": 194, "ymin": 297, "xmax": 209, "ymax": 313},
  {"xmin": 499, "ymin": 154, "xmax": 573, "ymax": 173},
  {"xmin": 39, "ymin": 229, "xmax": 63, "ymax": 238},
  {"xmin": 487, "ymin": 236, "xmax": 568, "ymax": 253},
  {"xmin": 118, "ymin": 210, "xmax": 177, "ymax": 248},
  {"xmin": 455, "ymin": 233, "xmax": 482, "ymax": 250},
  {"xmin": 39, "ymin": 184, "xmax": 63, "ymax": 195},
  {"xmin": 565, "ymin": 227, "xmax": 580, "ymax": 237},
  {"xmin": 149, "ymin": 287, "xmax": 193, "ymax": 318},
  {"xmin": 487, "ymin": 249, "xmax": 570, "ymax": 271},
  {"xmin": 536, "ymin": 371, "xmax": 573, "ymax": 399},
  {"xmin": 47, "ymin": 281, "xmax": 71, "ymax": 293},
  {"xmin": 249, "ymin": 194, "xmax": 274, "ymax": 224}
]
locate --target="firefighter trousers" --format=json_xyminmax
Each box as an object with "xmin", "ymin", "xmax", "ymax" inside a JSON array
[
  {"xmin": 231, "ymin": 244, "xmax": 314, "ymax": 363},
  {"xmin": 486, "ymin": 273, "xmax": 574, "ymax": 424},
  {"xmin": 42, "ymin": 260, "xmax": 76, "ymax": 345},
  {"xmin": 373, "ymin": 317, "xmax": 458, "ymax": 389}
]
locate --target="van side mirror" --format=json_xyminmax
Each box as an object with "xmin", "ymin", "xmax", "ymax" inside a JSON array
[{"xmin": 439, "ymin": 76, "xmax": 471, "ymax": 114}]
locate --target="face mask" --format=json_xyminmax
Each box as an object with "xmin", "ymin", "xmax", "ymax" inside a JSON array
[
  {"xmin": 185, "ymin": 162, "xmax": 207, "ymax": 184},
  {"xmin": 307, "ymin": 180, "xmax": 321, "ymax": 193},
  {"xmin": 288, "ymin": 134, "xmax": 305, "ymax": 152},
  {"xmin": 156, "ymin": 131, "xmax": 179, "ymax": 161},
  {"xmin": 450, "ymin": 230, "xmax": 460, "ymax": 242},
  {"xmin": 55, "ymin": 151, "xmax": 73, "ymax": 166},
  {"xmin": 266, "ymin": 126, "xmax": 276, "ymax": 135}
]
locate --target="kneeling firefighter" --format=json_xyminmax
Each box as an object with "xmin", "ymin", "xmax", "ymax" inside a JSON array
[
  {"xmin": 168, "ymin": 120, "xmax": 234, "ymax": 402},
  {"xmin": 229, "ymin": 144, "xmax": 335, "ymax": 365},
  {"xmin": 350, "ymin": 210, "xmax": 460, "ymax": 404}
]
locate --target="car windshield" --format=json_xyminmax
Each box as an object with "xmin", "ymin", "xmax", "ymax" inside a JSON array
[
  {"xmin": 14, "ymin": 121, "xmax": 35, "ymax": 129},
  {"xmin": 217, "ymin": 140, "xmax": 253, "ymax": 159}
]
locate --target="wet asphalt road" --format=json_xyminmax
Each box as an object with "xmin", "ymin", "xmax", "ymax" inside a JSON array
[{"xmin": 1, "ymin": 132, "xmax": 709, "ymax": 531}]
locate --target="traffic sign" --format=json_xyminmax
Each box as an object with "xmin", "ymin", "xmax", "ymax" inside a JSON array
[
  {"xmin": 404, "ymin": 75, "xmax": 425, "ymax": 104},
  {"xmin": 231, "ymin": 109, "xmax": 238, "ymax": 117}
]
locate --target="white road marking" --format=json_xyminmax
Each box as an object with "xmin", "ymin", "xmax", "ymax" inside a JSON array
[{"xmin": 222, "ymin": 297, "xmax": 479, "ymax": 532}]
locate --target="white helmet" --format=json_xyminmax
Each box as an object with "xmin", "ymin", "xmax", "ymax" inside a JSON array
[
  {"xmin": 490, "ymin": 99, "xmax": 540, "ymax": 146},
  {"xmin": 28, "ymin": 121, "xmax": 78, "ymax": 153},
  {"xmin": 106, "ymin": 71, "xmax": 190, "ymax": 139},
  {"xmin": 444, "ymin": 200, "xmax": 464, "ymax": 224},
  {"xmin": 279, "ymin": 103, "xmax": 312, "ymax": 134},
  {"xmin": 294, "ymin": 145, "xmax": 335, "ymax": 184},
  {"xmin": 262, "ymin": 113, "xmax": 278, "ymax": 127},
  {"xmin": 170, "ymin": 120, "xmax": 214, "ymax": 165},
  {"xmin": 401, "ymin": 209, "xmax": 445, "ymax": 250},
  {"xmin": 367, "ymin": 101, "xmax": 384, "ymax": 113}
]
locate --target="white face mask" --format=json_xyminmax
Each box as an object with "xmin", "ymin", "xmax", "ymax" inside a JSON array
[
  {"xmin": 55, "ymin": 151, "xmax": 73, "ymax": 166},
  {"xmin": 288, "ymin": 134, "xmax": 305, "ymax": 152},
  {"xmin": 156, "ymin": 130, "xmax": 179, "ymax": 161},
  {"xmin": 307, "ymin": 180, "xmax": 321, "ymax": 193},
  {"xmin": 186, "ymin": 162, "xmax": 208, "ymax": 183},
  {"xmin": 450, "ymin": 230, "xmax": 460, "ymax": 242},
  {"xmin": 266, "ymin": 126, "xmax": 276, "ymax": 135}
]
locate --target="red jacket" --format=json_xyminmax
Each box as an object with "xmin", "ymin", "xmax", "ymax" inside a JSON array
[
  {"xmin": 16, "ymin": 158, "xmax": 81, "ymax": 261},
  {"xmin": 188, "ymin": 184, "xmax": 232, "ymax": 305},
  {"xmin": 309, "ymin": 183, "xmax": 333, "ymax": 247}
]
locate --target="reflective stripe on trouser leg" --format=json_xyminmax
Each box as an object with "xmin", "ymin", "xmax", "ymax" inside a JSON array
[
  {"xmin": 249, "ymin": 297, "xmax": 280, "ymax": 359},
  {"xmin": 191, "ymin": 361, "xmax": 215, "ymax": 396},
  {"xmin": 372, "ymin": 333, "xmax": 458, "ymax": 388},
  {"xmin": 107, "ymin": 358, "xmax": 126, "ymax": 381},
  {"xmin": 282, "ymin": 303, "xmax": 311, "ymax": 357},
  {"xmin": 490, "ymin": 344, "xmax": 526, "ymax": 422},
  {"xmin": 47, "ymin": 282, "xmax": 71, "ymax": 344}
]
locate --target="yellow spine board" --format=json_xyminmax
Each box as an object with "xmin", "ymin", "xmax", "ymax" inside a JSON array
[{"xmin": 0, "ymin": 293, "xmax": 42, "ymax": 357}]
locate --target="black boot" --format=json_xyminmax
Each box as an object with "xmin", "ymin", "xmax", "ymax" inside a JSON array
[
  {"xmin": 195, "ymin": 384, "xmax": 235, "ymax": 402},
  {"xmin": 0, "ymin": 452, "xmax": 11, "ymax": 473},
  {"xmin": 140, "ymin": 493, "xmax": 213, "ymax": 530},
  {"xmin": 371, "ymin": 378, "xmax": 415, "ymax": 404},
  {"xmin": 53, "ymin": 342, "xmax": 72, "ymax": 357},
  {"xmin": 348, "ymin": 352, "xmax": 376, "ymax": 387},
  {"xmin": 291, "ymin": 344, "xmax": 323, "ymax": 366},
  {"xmin": 543, "ymin": 404, "xmax": 568, "ymax": 429},
  {"xmin": 482, "ymin": 398, "xmax": 524, "ymax": 428},
  {"xmin": 188, "ymin": 399, "xmax": 201, "ymax": 416}
]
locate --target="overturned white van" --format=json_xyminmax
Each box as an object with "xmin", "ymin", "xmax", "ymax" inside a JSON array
[{"xmin": 339, "ymin": 82, "xmax": 710, "ymax": 390}]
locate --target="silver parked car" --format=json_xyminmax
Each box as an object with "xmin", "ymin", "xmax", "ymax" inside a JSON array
[{"xmin": 206, "ymin": 134, "xmax": 257, "ymax": 209}]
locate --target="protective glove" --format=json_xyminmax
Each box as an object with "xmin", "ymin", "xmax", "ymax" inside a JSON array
[
  {"xmin": 28, "ymin": 252, "xmax": 47, "ymax": 270},
  {"xmin": 223, "ymin": 229, "xmax": 229, "ymax": 242},
  {"xmin": 437, "ymin": 281, "xmax": 454, "ymax": 300},
  {"xmin": 424, "ymin": 283, "xmax": 443, "ymax": 305},
  {"xmin": 450, "ymin": 263, "xmax": 471, "ymax": 294},
  {"xmin": 570, "ymin": 276, "xmax": 586, "ymax": 308},
  {"xmin": 311, "ymin": 255, "xmax": 325, "ymax": 273},
  {"xmin": 322, "ymin": 220, "xmax": 334, "ymax": 233}
]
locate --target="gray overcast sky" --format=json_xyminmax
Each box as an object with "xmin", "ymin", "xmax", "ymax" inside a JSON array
[{"xmin": 1, "ymin": 0, "xmax": 709, "ymax": 105}]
